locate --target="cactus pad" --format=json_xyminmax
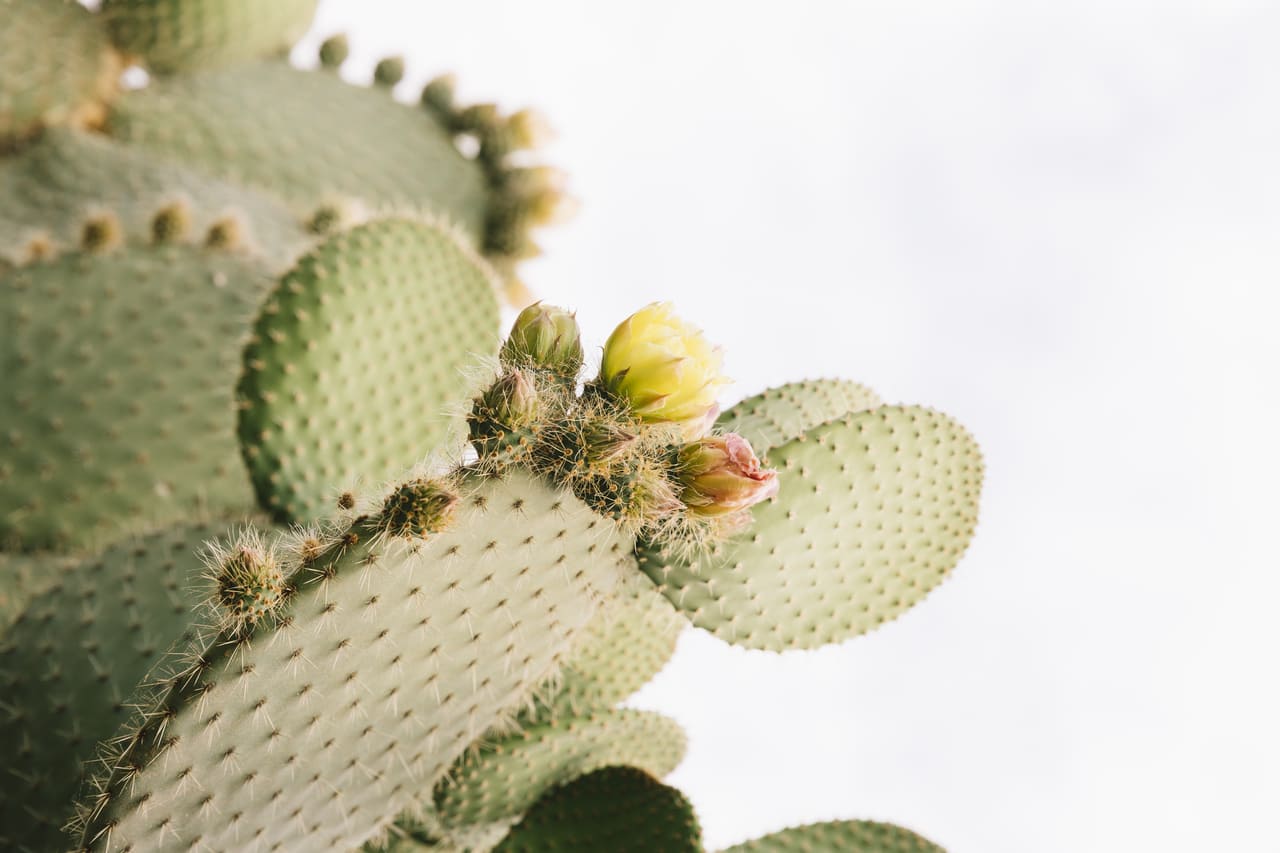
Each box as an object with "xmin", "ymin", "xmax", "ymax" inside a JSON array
[
  {"xmin": 0, "ymin": 521, "xmax": 231, "ymax": 851},
  {"xmin": 0, "ymin": 550, "xmax": 75, "ymax": 627},
  {"xmin": 106, "ymin": 61, "xmax": 490, "ymax": 236},
  {"xmin": 75, "ymin": 472, "xmax": 633, "ymax": 852},
  {"xmin": 522, "ymin": 591, "xmax": 683, "ymax": 724},
  {"xmin": 638, "ymin": 406, "xmax": 983, "ymax": 650},
  {"xmin": 0, "ymin": 0, "xmax": 119, "ymax": 144},
  {"xmin": 102, "ymin": 0, "xmax": 319, "ymax": 74},
  {"xmin": 0, "ymin": 128, "xmax": 310, "ymax": 268},
  {"xmin": 1, "ymin": 242, "xmax": 277, "ymax": 551},
  {"xmin": 720, "ymin": 819, "xmax": 944, "ymax": 853},
  {"xmin": 717, "ymin": 378, "xmax": 881, "ymax": 453},
  {"xmin": 237, "ymin": 218, "xmax": 501, "ymax": 523},
  {"xmin": 494, "ymin": 766, "xmax": 702, "ymax": 853},
  {"xmin": 435, "ymin": 709, "xmax": 687, "ymax": 830}
]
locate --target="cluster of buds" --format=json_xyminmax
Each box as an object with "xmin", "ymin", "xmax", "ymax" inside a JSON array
[
  {"xmin": 470, "ymin": 301, "xmax": 778, "ymax": 537},
  {"xmin": 598, "ymin": 302, "xmax": 777, "ymax": 524}
]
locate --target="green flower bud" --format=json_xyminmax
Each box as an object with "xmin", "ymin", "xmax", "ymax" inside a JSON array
[
  {"xmin": 500, "ymin": 303, "xmax": 584, "ymax": 380},
  {"xmin": 318, "ymin": 34, "xmax": 349, "ymax": 69},
  {"xmin": 381, "ymin": 478, "xmax": 459, "ymax": 539},
  {"xmin": 469, "ymin": 369, "xmax": 542, "ymax": 458},
  {"xmin": 373, "ymin": 56, "xmax": 405, "ymax": 87},
  {"xmin": 211, "ymin": 537, "xmax": 286, "ymax": 632}
]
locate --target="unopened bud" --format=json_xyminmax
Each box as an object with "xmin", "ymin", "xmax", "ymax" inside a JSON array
[
  {"xmin": 373, "ymin": 56, "xmax": 405, "ymax": 87},
  {"xmin": 483, "ymin": 369, "xmax": 540, "ymax": 426},
  {"xmin": 214, "ymin": 541, "xmax": 286, "ymax": 631},
  {"xmin": 504, "ymin": 109, "xmax": 554, "ymax": 150},
  {"xmin": 381, "ymin": 479, "xmax": 459, "ymax": 538},
  {"xmin": 582, "ymin": 420, "xmax": 638, "ymax": 468},
  {"xmin": 318, "ymin": 34, "xmax": 349, "ymax": 68},
  {"xmin": 500, "ymin": 303, "xmax": 584, "ymax": 381},
  {"xmin": 469, "ymin": 369, "xmax": 541, "ymax": 458},
  {"xmin": 678, "ymin": 433, "xmax": 779, "ymax": 518},
  {"xmin": 455, "ymin": 103, "xmax": 500, "ymax": 134}
]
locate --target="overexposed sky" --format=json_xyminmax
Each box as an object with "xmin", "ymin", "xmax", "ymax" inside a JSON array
[{"xmin": 302, "ymin": 4, "xmax": 1280, "ymax": 850}]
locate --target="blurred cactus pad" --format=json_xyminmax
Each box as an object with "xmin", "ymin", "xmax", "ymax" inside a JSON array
[{"xmin": 0, "ymin": 2, "xmax": 984, "ymax": 851}]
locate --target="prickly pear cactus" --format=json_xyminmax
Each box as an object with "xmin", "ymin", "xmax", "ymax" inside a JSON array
[{"xmin": 1, "ymin": 5, "xmax": 985, "ymax": 852}]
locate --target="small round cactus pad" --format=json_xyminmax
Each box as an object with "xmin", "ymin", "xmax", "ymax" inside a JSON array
[
  {"xmin": 720, "ymin": 819, "xmax": 944, "ymax": 853},
  {"xmin": 639, "ymin": 390, "xmax": 984, "ymax": 651},
  {"xmin": 519, "ymin": 590, "xmax": 684, "ymax": 725},
  {"xmin": 715, "ymin": 377, "xmax": 882, "ymax": 451},
  {"xmin": 494, "ymin": 766, "xmax": 702, "ymax": 853},
  {"xmin": 237, "ymin": 217, "xmax": 501, "ymax": 524},
  {"xmin": 435, "ymin": 708, "xmax": 687, "ymax": 829}
]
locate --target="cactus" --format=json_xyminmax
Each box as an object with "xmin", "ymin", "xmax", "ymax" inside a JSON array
[
  {"xmin": 0, "ymin": 0, "xmax": 120, "ymax": 147},
  {"xmin": 1, "ymin": 5, "xmax": 985, "ymax": 852}
]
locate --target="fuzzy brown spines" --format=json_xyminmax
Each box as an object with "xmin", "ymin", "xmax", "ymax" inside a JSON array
[
  {"xmin": 80, "ymin": 210, "xmax": 123, "ymax": 252},
  {"xmin": 150, "ymin": 200, "xmax": 192, "ymax": 244}
]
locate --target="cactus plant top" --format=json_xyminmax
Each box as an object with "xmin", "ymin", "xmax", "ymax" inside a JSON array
[{"xmin": 1, "ymin": 4, "xmax": 984, "ymax": 850}]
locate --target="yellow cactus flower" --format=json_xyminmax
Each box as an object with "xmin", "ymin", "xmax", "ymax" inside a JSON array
[{"xmin": 600, "ymin": 303, "xmax": 729, "ymax": 439}]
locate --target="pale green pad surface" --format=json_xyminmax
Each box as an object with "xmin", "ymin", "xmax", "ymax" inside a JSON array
[
  {"xmin": 717, "ymin": 378, "xmax": 881, "ymax": 453},
  {"xmin": 237, "ymin": 218, "xmax": 500, "ymax": 523},
  {"xmin": 522, "ymin": 590, "xmax": 683, "ymax": 724},
  {"xmin": 107, "ymin": 61, "xmax": 490, "ymax": 235},
  {"xmin": 0, "ymin": 128, "xmax": 310, "ymax": 269},
  {"xmin": 77, "ymin": 472, "xmax": 633, "ymax": 852},
  {"xmin": 0, "ymin": 521, "xmax": 229, "ymax": 850},
  {"xmin": 1, "ymin": 244, "xmax": 276, "ymax": 551},
  {"xmin": 435, "ymin": 708, "xmax": 687, "ymax": 829},
  {"xmin": 102, "ymin": 0, "xmax": 319, "ymax": 73},
  {"xmin": 638, "ymin": 406, "xmax": 984, "ymax": 651},
  {"xmin": 0, "ymin": 0, "xmax": 115, "ymax": 140},
  {"xmin": 721, "ymin": 820, "xmax": 944, "ymax": 853},
  {"xmin": 494, "ymin": 766, "xmax": 702, "ymax": 853}
]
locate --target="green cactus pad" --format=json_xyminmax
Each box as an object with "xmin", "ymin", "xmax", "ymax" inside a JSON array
[
  {"xmin": 0, "ymin": 521, "xmax": 234, "ymax": 851},
  {"xmin": 102, "ymin": 0, "xmax": 319, "ymax": 74},
  {"xmin": 435, "ymin": 709, "xmax": 687, "ymax": 830},
  {"xmin": 494, "ymin": 766, "xmax": 701, "ymax": 853},
  {"xmin": 106, "ymin": 60, "xmax": 490, "ymax": 236},
  {"xmin": 522, "ymin": 591, "xmax": 683, "ymax": 724},
  {"xmin": 0, "ymin": 128, "xmax": 310, "ymax": 268},
  {"xmin": 0, "ymin": 550, "xmax": 75, "ymax": 627},
  {"xmin": 237, "ymin": 218, "xmax": 500, "ymax": 523},
  {"xmin": 0, "ymin": 242, "xmax": 278, "ymax": 551},
  {"xmin": 638, "ymin": 406, "xmax": 983, "ymax": 651},
  {"xmin": 720, "ymin": 819, "xmax": 944, "ymax": 853},
  {"xmin": 717, "ymin": 378, "xmax": 881, "ymax": 453},
  {"xmin": 75, "ymin": 471, "xmax": 634, "ymax": 852},
  {"xmin": 0, "ymin": 0, "xmax": 119, "ymax": 144}
]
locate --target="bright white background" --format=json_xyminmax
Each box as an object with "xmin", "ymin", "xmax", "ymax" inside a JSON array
[{"xmin": 299, "ymin": 3, "xmax": 1280, "ymax": 851}]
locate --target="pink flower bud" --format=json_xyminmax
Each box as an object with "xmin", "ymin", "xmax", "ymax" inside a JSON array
[{"xmin": 678, "ymin": 433, "xmax": 780, "ymax": 518}]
